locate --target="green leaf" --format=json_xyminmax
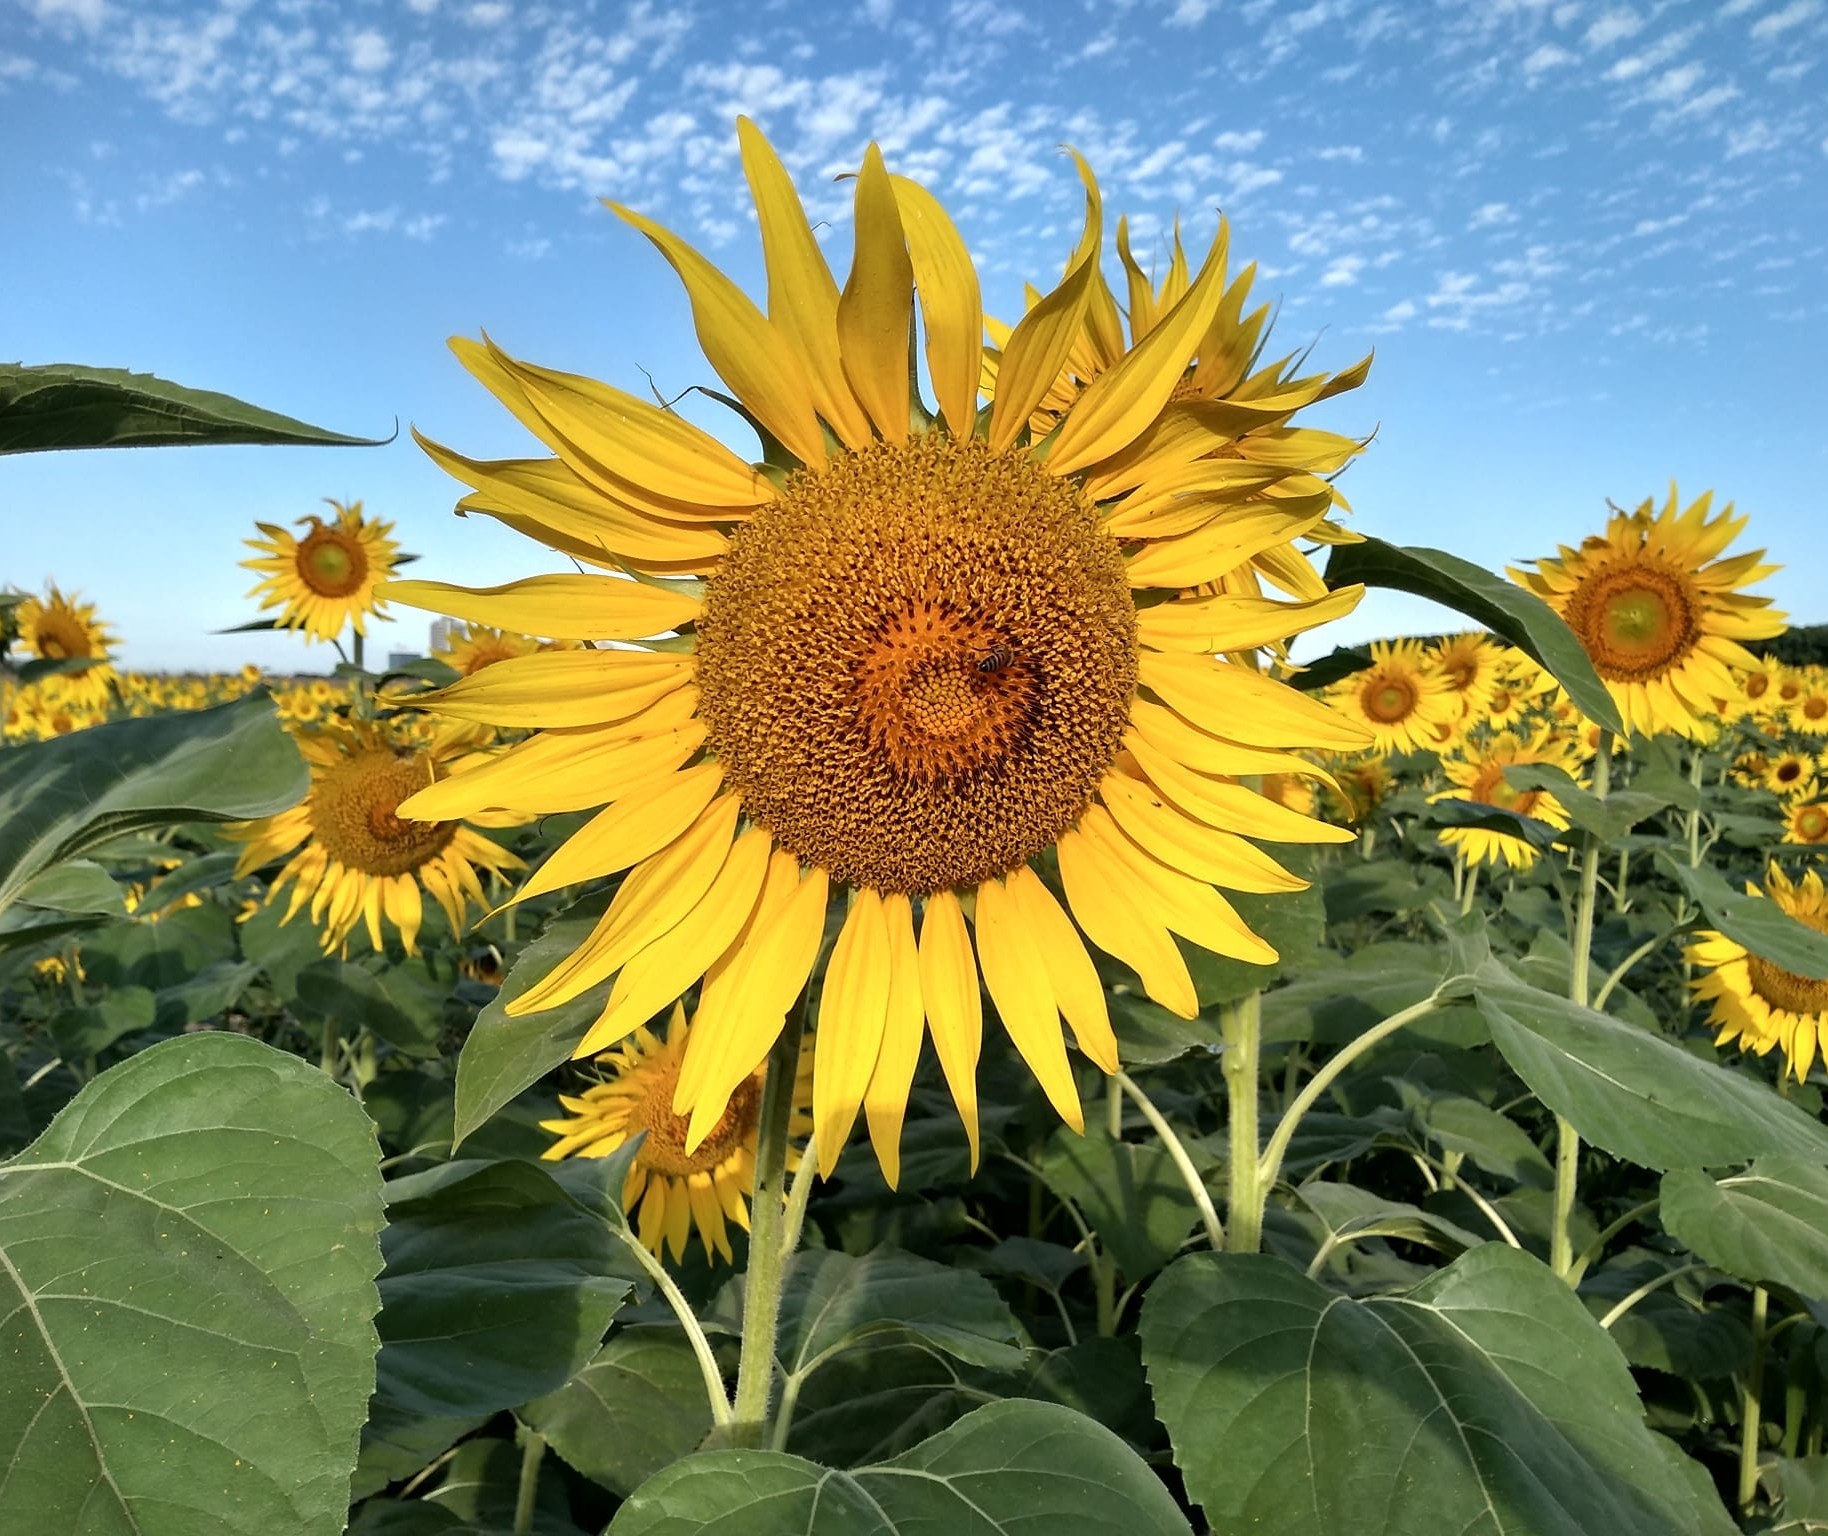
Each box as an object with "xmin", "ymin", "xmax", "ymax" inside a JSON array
[
  {"xmin": 452, "ymin": 892, "xmax": 612, "ymax": 1149},
  {"xmin": 1295, "ymin": 1181, "xmax": 1484, "ymax": 1263},
  {"xmin": 1659, "ymin": 855, "xmax": 1828, "ymax": 980},
  {"xmin": 351, "ymin": 1402, "xmax": 489, "ymax": 1502},
  {"xmin": 1661, "ymin": 1161, "xmax": 1828, "ymax": 1296},
  {"xmin": 1475, "ymin": 974, "xmax": 1828, "ymax": 1168},
  {"xmin": 1423, "ymin": 796, "xmax": 1563, "ymax": 851},
  {"xmin": 521, "ymin": 1327, "xmax": 717, "ymax": 1498},
  {"xmin": 1038, "ymin": 1121, "xmax": 1202, "ymax": 1280},
  {"xmin": 297, "ymin": 959, "xmax": 445, "ymax": 1058},
  {"xmin": 49, "ymin": 982, "xmax": 157, "ymax": 1057},
  {"xmin": 1139, "ymin": 1244, "xmax": 1705, "ymax": 1536},
  {"xmin": 12, "ymin": 859, "xmax": 124, "ymax": 916},
  {"xmin": 0, "ymin": 361, "xmax": 386, "ymax": 452},
  {"xmin": 1771, "ymin": 1456, "xmax": 1828, "ymax": 1532},
  {"xmin": 0, "ymin": 691, "xmax": 306, "ymax": 921},
  {"xmin": 0, "ymin": 1032, "xmax": 385, "ymax": 1536},
  {"xmin": 1324, "ymin": 536, "xmax": 1623, "ymax": 732},
  {"xmin": 606, "ymin": 1399, "xmax": 1193, "ymax": 1535},
  {"xmin": 374, "ymin": 1159, "xmax": 629, "ymax": 1418},
  {"xmin": 1402, "ymin": 1089, "xmax": 1555, "ymax": 1187},
  {"xmin": 1506, "ymin": 765, "xmax": 1673, "ymax": 843},
  {"xmin": 1290, "ymin": 643, "xmax": 1374, "ymax": 692}
]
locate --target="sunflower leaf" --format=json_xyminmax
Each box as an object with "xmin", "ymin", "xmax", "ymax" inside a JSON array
[
  {"xmin": 1657, "ymin": 854, "xmax": 1828, "ymax": 980},
  {"xmin": 0, "ymin": 361, "xmax": 389, "ymax": 452},
  {"xmin": 1324, "ymin": 536, "xmax": 1623, "ymax": 733},
  {"xmin": 1661, "ymin": 1162, "xmax": 1828, "ymax": 1297}
]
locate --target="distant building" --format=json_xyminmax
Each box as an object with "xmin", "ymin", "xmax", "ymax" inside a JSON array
[
  {"xmin": 428, "ymin": 617, "xmax": 461, "ymax": 655},
  {"xmin": 387, "ymin": 651, "xmax": 422, "ymax": 670}
]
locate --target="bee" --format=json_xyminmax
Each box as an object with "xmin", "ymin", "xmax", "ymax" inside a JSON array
[{"xmin": 976, "ymin": 643, "xmax": 1014, "ymax": 675}]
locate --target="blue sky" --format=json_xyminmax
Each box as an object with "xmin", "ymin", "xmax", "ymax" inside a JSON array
[{"xmin": 4, "ymin": 0, "xmax": 1825, "ymax": 673}]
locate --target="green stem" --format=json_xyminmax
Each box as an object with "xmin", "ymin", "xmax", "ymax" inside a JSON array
[
  {"xmin": 1117, "ymin": 1071, "xmax": 1224, "ymax": 1250},
  {"xmin": 729, "ymin": 1007, "xmax": 807, "ymax": 1447},
  {"xmin": 1256, "ymin": 995, "xmax": 1441, "ymax": 1206},
  {"xmin": 1458, "ymin": 859, "xmax": 1480, "ymax": 916},
  {"xmin": 1221, "ymin": 991, "xmax": 1264, "ymax": 1253},
  {"xmin": 1566, "ymin": 1196, "xmax": 1661, "ymax": 1288},
  {"xmin": 350, "ymin": 628, "xmax": 365, "ymax": 673},
  {"xmin": 1614, "ymin": 844, "xmax": 1630, "ymax": 914},
  {"xmin": 1591, "ymin": 929, "xmax": 1676, "ymax": 1013},
  {"xmin": 1555, "ymin": 727, "xmax": 1613, "ymax": 1281},
  {"xmin": 1740, "ymin": 1284, "xmax": 1770, "ymax": 1517},
  {"xmin": 609, "ymin": 1225, "xmax": 732, "ymax": 1429},
  {"xmin": 512, "ymin": 1428, "xmax": 544, "ymax": 1536},
  {"xmin": 1598, "ymin": 1262, "xmax": 1706, "ymax": 1330},
  {"xmin": 319, "ymin": 1016, "xmax": 338, "ymax": 1079}
]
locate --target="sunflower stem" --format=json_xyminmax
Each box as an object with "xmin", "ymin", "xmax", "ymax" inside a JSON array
[
  {"xmin": 1221, "ymin": 991, "xmax": 1263, "ymax": 1254},
  {"xmin": 1117, "ymin": 1071, "xmax": 1224, "ymax": 1250},
  {"xmin": 1739, "ymin": 1284, "xmax": 1771, "ymax": 1516},
  {"xmin": 1555, "ymin": 727, "xmax": 1612, "ymax": 1281},
  {"xmin": 350, "ymin": 628, "xmax": 365, "ymax": 673},
  {"xmin": 729, "ymin": 1005, "xmax": 806, "ymax": 1447},
  {"xmin": 1459, "ymin": 859, "xmax": 1480, "ymax": 915},
  {"xmin": 609, "ymin": 1224, "xmax": 732, "ymax": 1428},
  {"xmin": 512, "ymin": 1427, "xmax": 544, "ymax": 1536}
]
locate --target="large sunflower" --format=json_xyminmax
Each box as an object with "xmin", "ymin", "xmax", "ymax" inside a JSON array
[
  {"xmin": 232, "ymin": 715, "xmax": 524, "ymax": 955},
  {"xmin": 1688, "ymin": 865, "xmax": 1828, "ymax": 1080},
  {"xmin": 389, "ymin": 121, "xmax": 1369, "ymax": 1183},
  {"xmin": 1510, "ymin": 487, "xmax": 1786, "ymax": 739},
  {"xmin": 243, "ymin": 498, "xmax": 400, "ymax": 643},
  {"xmin": 1430, "ymin": 727, "xmax": 1578, "ymax": 870},
  {"xmin": 541, "ymin": 1003, "xmax": 813, "ymax": 1263},
  {"xmin": 14, "ymin": 583, "xmax": 119, "ymax": 708},
  {"xmin": 1330, "ymin": 638, "xmax": 1460, "ymax": 754}
]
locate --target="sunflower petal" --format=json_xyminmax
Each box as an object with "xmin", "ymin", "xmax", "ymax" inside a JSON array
[
  {"xmin": 973, "ymin": 875, "xmax": 1082, "ymax": 1131},
  {"xmin": 836, "ymin": 144, "xmax": 913, "ymax": 442},
  {"xmin": 380, "ymin": 574, "xmax": 701, "ymax": 642},
  {"xmin": 1056, "ymin": 825, "xmax": 1198, "ymax": 1018},
  {"xmin": 918, "ymin": 888, "xmax": 983, "ymax": 1168},
  {"xmin": 864, "ymin": 892, "xmax": 926, "ymax": 1189},
  {"xmin": 1139, "ymin": 650, "xmax": 1372, "ymax": 751},
  {"xmin": 414, "ymin": 649, "xmax": 694, "ymax": 729},
  {"xmin": 814, "ymin": 889, "xmax": 893, "ymax": 1177},
  {"xmin": 1005, "ymin": 866, "xmax": 1117, "ymax": 1074},
  {"xmin": 891, "ymin": 172, "xmax": 984, "ymax": 438}
]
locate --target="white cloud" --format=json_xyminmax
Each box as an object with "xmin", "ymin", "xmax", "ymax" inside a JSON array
[
  {"xmin": 348, "ymin": 29, "xmax": 391, "ymax": 73},
  {"xmin": 1320, "ymin": 254, "xmax": 1365, "ymax": 286},
  {"xmin": 1214, "ymin": 129, "xmax": 1265, "ymax": 153},
  {"xmin": 21, "ymin": 0, "xmax": 107, "ymax": 32},
  {"xmin": 1584, "ymin": 8, "xmax": 1642, "ymax": 48},
  {"xmin": 1606, "ymin": 25, "xmax": 1699, "ymax": 80},
  {"xmin": 1165, "ymin": 0, "xmax": 1220, "ymax": 26},
  {"xmin": 1316, "ymin": 144, "xmax": 1364, "ymax": 163},
  {"xmin": 864, "ymin": 0, "xmax": 894, "ymax": 21},
  {"xmin": 1643, "ymin": 61, "xmax": 1704, "ymax": 101},
  {"xmin": 1523, "ymin": 43, "xmax": 1576, "ymax": 76},
  {"xmin": 135, "ymin": 167, "xmax": 204, "ymax": 211},
  {"xmin": 1726, "ymin": 118, "xmax": 1778, "ymax": 155},
  {"xmin": 1752, "ymin": 0, "xmax": 1820, "ymax": 39},
  {"xmin": 405, "ymin": 0, "xmax": 439, "ymax": 12},
  {"xmin": 1469, "ymin": 201, "xmax": 1518, "ymax": 229},
  {"xmin": 1383, "ymin": 299, "xmax": 1417, "ymax": 322}
]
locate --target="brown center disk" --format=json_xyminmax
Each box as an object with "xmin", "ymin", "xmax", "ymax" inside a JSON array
[
  {"xmin": 1362, "ymin": 673, "xmax": 1418, "ymax": 724},
  {"xmin": 1562, "ymin": 560, "xmax": 1701, "ymax": 682},
  {"xmin": 296, "ymin": 521, "xmax": 370, "ymax": 598},
  {"xmin": 636, "ymin": 1062, "xmax": 762, "ymax": 1177},
  {"xmin": 310, "ymin": 749, "xmax": 459, "ymax": 876},
  {"xmin": 33, "ymin": 614, "xmax": 94, "ymax": 660},
  {"xmin": 1747, "ymin": 903, "xmax": 1828, "ymax": 1014},
  {"xmin": 1794, "ymin": 807, "xmax": 1828, "ymax": 844},
  {"xmin": 695, "ymin": 435, "xmax": 1137, "ymax": 895},
  {"xmin": 1470, "ymin": 761, "xmax": 1538, "ymax": 815}
]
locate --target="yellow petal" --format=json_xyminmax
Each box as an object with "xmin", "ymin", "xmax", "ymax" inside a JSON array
[
  {"xmin": 1134, "ymin": 586, "xmax": 1363, "ymax": 654},
  {"xmin": 1115, "ymin": 215, "xmax": 1158, "ymax": 341},
  {"xmin": 1115, "ymin": 745, "xmax": 1352, "ymax": 846},
  {"xmin": 416, "ymin": 649, "xmax": 694, "ymax": 729},
  {"xmin": 1004, "ymin": 866, "xmax": 1117, "ymax": 1074},
  {"xmin": 986, "ymin": 151, "xmax": 1102, "ymax": 453},
  {"xmin": 814, "ymin": 889, "xmax": 893, "ymax": 1177},
  {"xmin": 918, "ymin": 888, "xmax": 983, "ymax": 1168},
  {"xmin": 737, "ymin": 116, "xmax": 874, "ymax": 451},
  {"xmin": 973, "ymin": 875, "xmax": 1082, "ymax": 1132},
  {"xmin": 1126, "ymin": 698, "xmax": 1339, "ymax": 787},
  {"xmin": 836, "ymin": 144, "xmax": 913, "ymax": 442},
  {"xmin": 891, "ymin": 172, "xmax": 983, "ymax": 438},
  {"xmin": 1103, "ymin": 758, "xmax": 1313, "ymax": 889},
  {"xmin": 1046, "ymin": 221, "xmax": 1231, "ymax": 477},
  {"xmin": 1056, "ymin": 825, "xmax": 1198, "ymax": 1018},
  {"xmin": 864, "ymin": 892, "xmax": 926, "ymax": 1189},
  {"xmin": 380, "ymin": 574, "xmax": 701, "ymax": 643},
  {"xmin": 1138, "ymin": 651, "xmax": 1372, "ymax": 751},
  {"xmin": 1122, "ymin": 498, "xmax": 1333, "ymax": 589},
  {"xmin": 608, "ymin": 201, "xmax": 827, "ymax": 468}
]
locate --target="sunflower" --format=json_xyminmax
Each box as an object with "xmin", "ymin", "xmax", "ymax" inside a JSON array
[
  {"xmin": 434, "ymin": 622, "xmax": 545, "ymax": 677},
  {"xmin": 541, "ymin": 1004, "xmax": 813, "ymax": 1263},
  {"xmin": 1732, "ymin": 752, "xmax": 1771, "ymax": 791},
  {"xmin": 243, "ymin": 498, "xmax": 401, "ymax": 643},
  {"xmin": 231, "ymin": 714, "xmax": 524, "ymax": 955},
  {"xmin": 1764, "ymin": 750, "xmax": 1823, "ymax": 799},
  {"xmin": 1785, "ymin": 799, "xmax": 1828, "ymax": 846},
  {"xmin": 1430, "ymin": 632, "xmax": 1504, "ymax": 719},
  {"xmin": 1431, "ymin": 728, "xmax": 1578, "ymax": 870},
  {"xmin": 1792, "ymin": 685, "xmax": 1828, "ymax": 737},
  {"xmin": 1688, "ymin": 865, "xmax": 1828, "ymax": 1080},
  {"xmin": 1510, "ymin": 487, "xmax": 1785, "ymax": 739},
  {"xmin": 390, "ymin": 121, "xmax": 1369, "ymax": 1184},
  {"xmin": 1331, "ymin": 639, "xmax": 1460, "ymax": 754},
  {"xmin": 1323, "ymin": 754, "xmax": 1393, "ymax": 823},
  {"xmin": 14, "ymin": 583, "xmax": 119, "ymax": 708}
]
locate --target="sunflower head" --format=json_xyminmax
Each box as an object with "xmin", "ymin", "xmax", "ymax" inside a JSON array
[
  {"xmin": 242, "ymin": 498, "xmax": 401, "ymax": 643},
  {"xmin": 1332, "ymin": 639, "xmax": 1459, "ymax": 754},
  {"xmin": 1688, "ymin": 865, "xmax": 1828, "ymax": 1080},
  {"xmin": 13, "ymin": 584, "xmax": 120, "ymax": 708},
  {"xmin": 1786, "ymin": 799, "xmax": 1828, "ymax": 847},
  {"xmin": 1431, "ymin": 727, "xmax": 1578, "ymax": 869},
  {"xmin": 1511, "ymin": 486, "xmax": 1786, "ymax": 739},
  {"xmin": 435, "ymin": 623, "xmax": 546, "ymax": 677},
  {"xmin": 541, "ymin": 1005, "xmax": 813, "ymax": 1263}
]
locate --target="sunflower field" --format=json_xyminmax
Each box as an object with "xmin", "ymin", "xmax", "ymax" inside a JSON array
[{"xmin": 7, "ymin": 125, "xmax": 1828, "ymax": 1536}]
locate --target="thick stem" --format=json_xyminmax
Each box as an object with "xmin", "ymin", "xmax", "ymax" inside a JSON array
[
  {"xmin": 609, "ymin": 1225, "xmax": 732, "ymax": 1428},
  {"xmin": 1116, "ymin": 1071, "xmax": 1224, "ymax": 1250},
  {"xmin": 729, "ymin": 1008, "xmax": 806, "ymax": 1447},
  {"xmin": 1221, "ymin": 991, "xmax": 1264, "ymax": 1253},
  {"xmin": 1257, "ymin": 996, "xmax": 1441, "ymax": 1205},
  {"xmin": 1739, "ymin": 1284, "xmax": 1770, "ymax": 1517},
  {"xmin": 512, "ymin": 1428, "xmax": 545, "ymax": 1536},
  {"xmin": 1555, "ymin": 728, "xmax": 1612, "ymax": 1281},
  {"xmin": 1458, "ymin": 859, "xmax": 1480, "ymax": 916},
  {"xmin": 350, "ymin": 628, "xmax": 365, "ymax": 673}
]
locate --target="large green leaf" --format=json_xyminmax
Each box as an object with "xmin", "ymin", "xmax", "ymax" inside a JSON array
[
  {"xmin": 1038, "ymin": 1121, "xmax": 1201, "ymax": 1280},
  {"xmin": 0, "ymin": 1032, "xmax": 385, "ymax": 1536},
  {"xmin": 374, "ymin": 1158, "xmax": 629, "ymax": 1418},
  {"xmin": 1475, "ymin": 975, "xmax": 1828, "ymax": 1168},
  {"xmin": 1771, "ymin": 1456, "xmax": 1828, "ymax": 1532},
  {"xmin": 1139, "ymin": 1245, "xmax": 1705, "ymax": 1535},
  {"xmin": 0, "ymin": 361, "xmax": 385, "ymax": 452},
  {"xmin": 1661, "ymin": 1161, "xmax": 1828, "ymax": 1297},
  {"xmin": 0, "ymin": 691, "xmax": 306, "ymax": 920},
  {"xmin": 520, "ymin": 1327, "xmax": 716, "ymax": 1498},
  {"xmin": 1660, "ymin": 856, "xmax": 1828, "ymax": 980},
  {"xmin": 606, "ymin": 1399, "xmax": 1193, "ymax": 1535},
  {"xmin": 452, "ymin": 891, "xmax": 612, "ymax": 1148},
  {"xmin": 1324, "ymin": 537, "xmax": 1622, "ymax": 732}
]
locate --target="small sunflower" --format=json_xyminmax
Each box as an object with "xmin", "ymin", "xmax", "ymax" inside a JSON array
[
  {"xmin": 231, "ymin": 715, "xmax": 524, "ymax": 955},
  {"xmin": 392, "ymin": 120, "xmax": 1370, "ymax": 1184},
  {"xmin": 1430, "ymin": 632, "xmax": 1504, "ymax": 719},
  {"xmin": 1430, "ymin": 728, "xmax": 1578, "ymax": 870},
  {"xmin": 1792, "ymin": 684, "xmax": 1828, "ymax": 736},
  {"xmin": 1732, "ymin": 752, "xmax": 1771, "ymax": 791},
  {"xmin": 541, "ymin": 1004, "xmax": 814, "ymax": 1263},
  {"xmin": 1764, "ymin": 750, "xmax": 1823, "ymax": 799},
  {"xmin": 1510, "ymin": 486, "xmax": 1786, "ymax": 739},
  {"xmin": 243, "ymin": 498, "xmax": 401, "ymax": 644},
  {"xmin": 435, "ymin": 622, "xmax": 546, "ymax": 677},
  {"xmin": 1323, "ymin": 754, "xmax": 1393, "ymax": 823},
  {"xmin": 1688, "ymin": 865, "xmax": 1828, "ymax": 1080},
  {"xmin": 1332, "ymin": 639, "xmax": 1460, "ymax": 754},
  {"xmin": 1785, "ymin": 798, "xmax": 1828, "ymax": 846},
  {"xmin": 14, "ymin": 583, "xmax": 119, "ymax": 708}
]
